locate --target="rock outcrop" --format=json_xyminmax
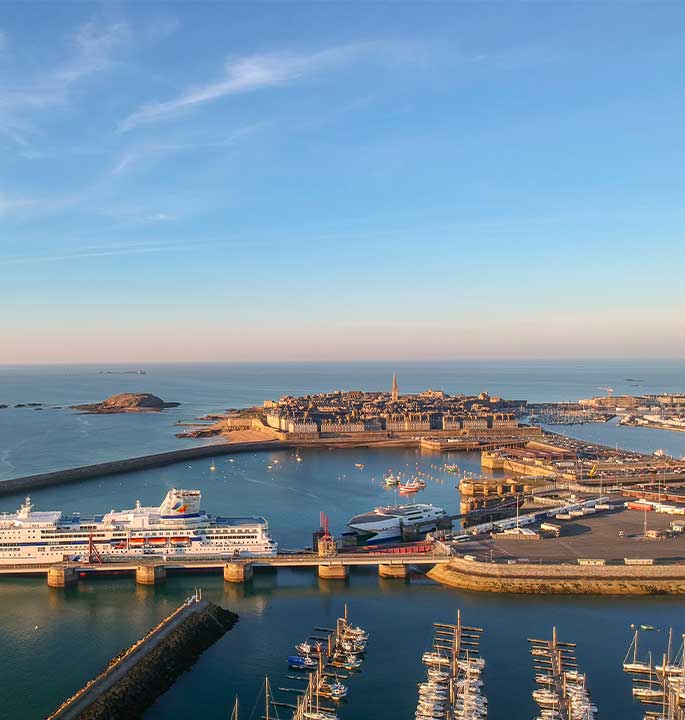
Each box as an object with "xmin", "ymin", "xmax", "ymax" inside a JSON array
[{"xmin": 72, "ymin": 393, "xmax": 180, "ymax": 414}]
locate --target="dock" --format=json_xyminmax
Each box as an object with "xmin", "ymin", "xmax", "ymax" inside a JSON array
[
  {"xmin": 528, "ymin": 627, "xmax": 596, "ymax": 719},
  {"xmin": 416, "ymin": 610, "xmax": 487, "ymax": 719},
  {"xmin": 623, "ymin": 627, "xmax": 685, "ymax": 718}
]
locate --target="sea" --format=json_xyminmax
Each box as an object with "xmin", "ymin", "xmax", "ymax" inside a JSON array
[{"xmin": 1, "ymin": 360, "xmax": 684, "ymax": 720}]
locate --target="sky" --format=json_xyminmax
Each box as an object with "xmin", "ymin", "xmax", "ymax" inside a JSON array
[{"xmin": 1, "ymin": 1, "xmax": 684, "ymax": 364}]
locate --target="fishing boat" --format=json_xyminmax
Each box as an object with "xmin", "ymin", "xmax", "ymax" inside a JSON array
[
  {"xmin": 383, "ymin": 474, "xmax": 400, "ymax": 487},
  {"xmin": 288, "ymin": 654, "xmax": 317, "ymax": 670},
  {"xmin": 399, "ymin": 479, "xmax": 426, "ymax": 494}
]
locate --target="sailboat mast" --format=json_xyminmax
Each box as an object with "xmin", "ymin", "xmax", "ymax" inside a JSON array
[
  {"xmin": 265, "ymin": 677, "xmax": 269, "ymax": 720},
  {"xmin": 635, "ymin": 629, "xmax": 639, "ymax": 664}
]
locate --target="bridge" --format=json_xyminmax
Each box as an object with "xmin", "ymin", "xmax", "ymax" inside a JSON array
[{"xmin": 0, "ymin": 544, "xmax": 453, "ymax": 585}]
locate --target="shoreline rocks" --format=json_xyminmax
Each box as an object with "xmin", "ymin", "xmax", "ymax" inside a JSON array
[{"xmin": 71, "ymin": 393, "xmax": 180, "ymax": 414}]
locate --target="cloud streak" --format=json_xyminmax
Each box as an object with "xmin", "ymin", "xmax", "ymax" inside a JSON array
[
  {"xmin": 0, "ymin": 21, "xmax": 128, "ymax": 147},
  {"xmin": 0, "ymin": 239, "xmax": 198, "ymax": 266},
  {"xmin": 120, "ymin": 41, "xmax": 377, "ymax": 131},
  {"xmin": 109, "ymin": 121, "xmax": 268, "ymax": 175}
]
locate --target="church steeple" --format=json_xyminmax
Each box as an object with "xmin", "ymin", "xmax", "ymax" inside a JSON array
[{"xmin": 391, "ymin": 372, "xmax": 399, "ymax": 402}]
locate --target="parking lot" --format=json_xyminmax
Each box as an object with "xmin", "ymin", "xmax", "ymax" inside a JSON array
[{"xmin": 455, "ymin": 504, "xmax": 685, "ymax": 563}]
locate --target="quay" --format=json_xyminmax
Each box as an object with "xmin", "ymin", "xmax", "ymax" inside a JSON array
[
  {"xmin": 0, "ymin": 545, "xmax": 452, "ymax": 586},
  {"xmin": 46, "ymin": 592, "xmax": 238, "ymax": 720}
]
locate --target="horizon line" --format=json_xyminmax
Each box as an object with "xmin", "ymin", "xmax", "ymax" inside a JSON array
[{"xmin": 1, "ymin": 356, "xmax": 684, "ymax": 368}]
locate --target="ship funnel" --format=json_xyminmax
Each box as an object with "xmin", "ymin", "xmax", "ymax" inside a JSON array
[{"xmin": 159, "ymin": 488, "xmax": 201, "ymax": 518}]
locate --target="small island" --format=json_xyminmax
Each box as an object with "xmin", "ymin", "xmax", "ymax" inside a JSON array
[{"xmin": 71, "ymin": 393, "xmax": 180, "ymax": 414}]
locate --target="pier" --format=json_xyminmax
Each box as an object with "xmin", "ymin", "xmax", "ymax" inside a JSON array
[
  {"xmin": 415, "ymin": 610, "xmax": 487, "ymax": 720},
  {"xmin": 529, "ymin": 627, "xmax": 596, "ymax": 719}
]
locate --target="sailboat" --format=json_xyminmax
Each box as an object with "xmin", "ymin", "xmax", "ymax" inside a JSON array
[
  {"xmin": 230, "ymin": 695, "xmax": 239, "ymax": 720},
  {"xmin": 624, "ymin": 629, "xmax": 650, "ymax": 673},
  {"xmin": 633, "ymin": 653, "xmax": 663, "ymax": 702}
]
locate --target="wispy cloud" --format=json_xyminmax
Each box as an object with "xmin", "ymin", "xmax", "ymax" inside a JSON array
[
  {"xmin": 120, "ymin": 41, "xmax": 378, "ymax": 131},
  {"xmin": 0, "ymin": 21, "xmax": 128, "ymax": 147},
  {"xmin": 109, "ymin": 121, "xmax": 267, "ymax": 175},
  {"xmin": 0, "ymin": 21, "xmax": 128, "ymax": 113},
  {"xmin": 0, "ymin": 192, "xmax": 34, "ymax": 216},
  {"xmin": 0, "ymin": 239, "xmax": 197, "ymax": 266}
]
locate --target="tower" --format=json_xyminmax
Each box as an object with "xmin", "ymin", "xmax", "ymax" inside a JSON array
[{"xmin": 391, "ymin": 372, "xmax": 399, "ymax": 402}]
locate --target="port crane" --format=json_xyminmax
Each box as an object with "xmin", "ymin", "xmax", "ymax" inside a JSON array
[{"xmin": 598, "ymin": 387, "xmax": 614, "ymax": 397}]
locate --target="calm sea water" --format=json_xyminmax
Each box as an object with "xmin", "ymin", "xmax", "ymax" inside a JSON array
[
  {"xmin": 1, "ymin": 360, "xmax": 684, "ymax": 480},
  {"xmin": 1, "ymin": 361, "xmax": 685, "ymax": 719}
]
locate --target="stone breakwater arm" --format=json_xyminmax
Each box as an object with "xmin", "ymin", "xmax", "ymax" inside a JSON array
[
  {"xmin": 0, "ymin": 441, "xmax": 283, "ymax": 496},
  {"xmin": 46, "ymin": 600, "xmax": 238, "ymax": 720},
  {"xmin": 428, "ymin": 557, "xmax": 685, "ymax": 595}
]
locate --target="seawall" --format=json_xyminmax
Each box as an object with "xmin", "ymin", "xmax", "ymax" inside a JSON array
[
  {"xmin": 0, "ymin": 437, "xmax": 423, "ymax": 497},
  {"xmin": 0, "ymin": 441, "xmax": 284, "ymax": 496},
  {"xmin": 428, "ymin": 557, "xmax": 685, "ymax": 595},
  {"xmin": 47, "ymin": 599, "xmax": 238, "ymax": 720}
]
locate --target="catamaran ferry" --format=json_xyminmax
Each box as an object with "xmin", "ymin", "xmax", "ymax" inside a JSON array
[
  {"xmin": 0, "ymin": 488, "xmax": 277, "ymax": 565},
  {"xmin": 347, "ymin": 503, "xmax": 448, "ymax": 543}
]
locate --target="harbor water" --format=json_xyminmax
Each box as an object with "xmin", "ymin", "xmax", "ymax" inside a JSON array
[{"xmin": 1, "ymin": 361, "xmax": 685, "ymax": 719}]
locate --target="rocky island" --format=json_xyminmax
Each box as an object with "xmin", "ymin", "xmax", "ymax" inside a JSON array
[{"xmin": 72, "ymin": 393, "xmax": 180, "ymax": 414}]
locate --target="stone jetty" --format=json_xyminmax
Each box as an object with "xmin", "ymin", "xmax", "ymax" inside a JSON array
[{"xmin": 47, "ymin": 597, "xmax": 237, "ymax": 720}]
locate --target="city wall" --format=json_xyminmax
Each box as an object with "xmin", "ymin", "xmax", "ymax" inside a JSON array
[{"xmin": 428, "ymin": 557, "xmax": 685, "ymax": 595}]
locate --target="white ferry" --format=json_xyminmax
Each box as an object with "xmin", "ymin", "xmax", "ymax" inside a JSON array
[
  {"xmin": 347, "ymin": 503, "xmax": 448, "ymax": 543},
  {"xmin": 0, "ymin": 488, "xmax": 277, "ymax": 565}
]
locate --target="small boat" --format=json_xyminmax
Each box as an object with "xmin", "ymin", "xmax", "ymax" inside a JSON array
[
  {"xmin": 129, "ymin": 538, "xmax": 145, "ymax": 546},
  {"xmin": 288, "ymin": 654, "xmax": 317, "ymax": 670},
  {"xmin": 296, "ymin": 456, "xmax": 303, "ymax": 462},
  {"xmin": 399, "ymin": 479, "xmax": 426, "ymax": 494},
  {"xmin": 209, "ymin": 461, "xmax": 216, "ymax": 472},
  {"xmin": 355, "ymin": 463, "xmax": 364, "ymax": 469},
  {"xmin": 149, "ymin": 537, "xmax": 168, "ymax": 545},
  {"xmin": 641, "ymin": 624, "xmax": 655, "ymax": 631},
  {"xmin": 383, "ymin": 474, "xmax": 400, "ymax": 487},
  {"xmin": 171, "ymin": 537, "xmax": 190, "ymax": 545}
]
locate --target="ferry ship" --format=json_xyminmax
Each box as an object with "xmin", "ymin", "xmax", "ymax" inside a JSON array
[
  {"xmin": 0, "ymin": 488, "xmax": 277, "ymax": 565},
  {"xmin": 347, "ymin": 503, "xmax": 448, "ymax": 543}
]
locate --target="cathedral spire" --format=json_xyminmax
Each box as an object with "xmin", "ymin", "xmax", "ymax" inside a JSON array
[{"xmin": 391, "ymin": 371, "xmax": 399, "ymax": 402}]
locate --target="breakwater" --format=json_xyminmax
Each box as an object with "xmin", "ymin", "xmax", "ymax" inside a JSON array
[
  {"xmin": 0, "ymin": 440, "xmax": 283, "ymax": 496},
  {"xmin": 47, "ymin": 598, "xmax": 238, "ymax": 720},
  {"xmin": 0, "ymin": 437, "xmax": 421, "ymax": 496},
  {"xmin": 428, "ymin": 557, "xmax": 685, "ymax": 594}
]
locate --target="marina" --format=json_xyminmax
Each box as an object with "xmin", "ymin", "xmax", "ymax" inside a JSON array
[
  {"xmin": 416, "ymin": 611, "xmax": 487, "ymax": 720},
  {"xmin": 528, "ymin": 628, "xmax": 597, "ymax": 720}
]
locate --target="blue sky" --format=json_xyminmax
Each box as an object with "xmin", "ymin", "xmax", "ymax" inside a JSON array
[{"xmin": 1, "ymin": 2, "xmax": 684, "ymax": 363}]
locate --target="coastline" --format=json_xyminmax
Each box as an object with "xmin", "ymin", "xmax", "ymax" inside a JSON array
[{"xmin": 428, "ymin": 557, "xmax": 685, "ymax": 595}]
